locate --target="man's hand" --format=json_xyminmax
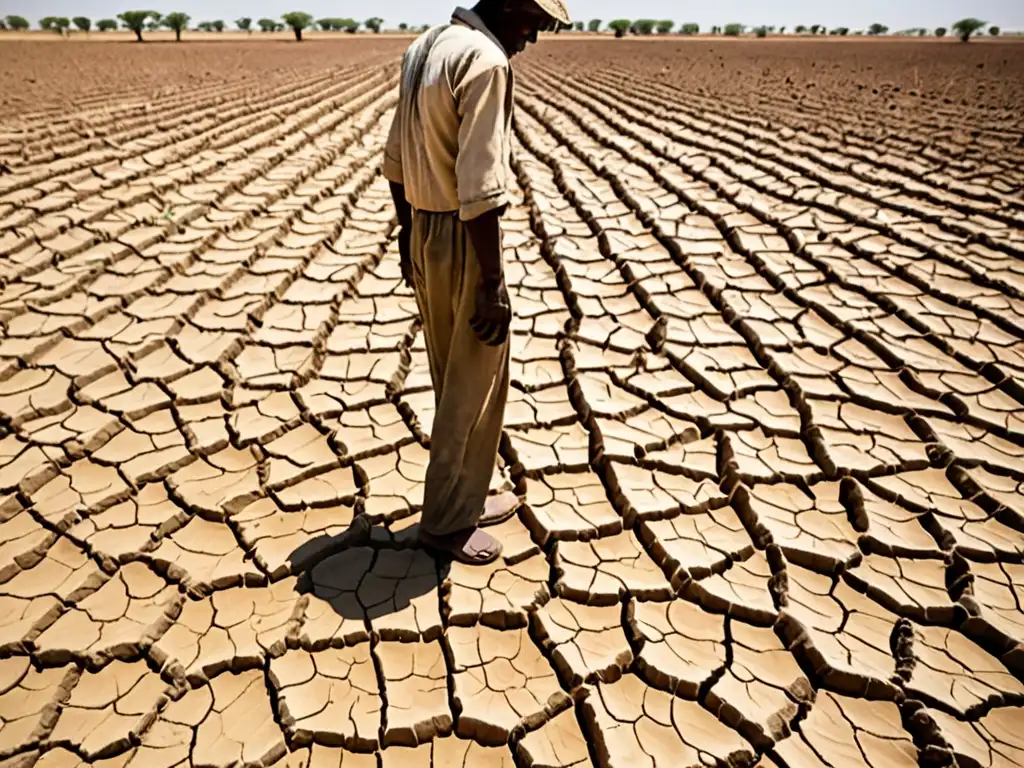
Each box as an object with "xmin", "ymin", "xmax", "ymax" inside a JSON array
[{"xmin": 471, "ymin": 276, "xmax": 511, "ymax": 346}]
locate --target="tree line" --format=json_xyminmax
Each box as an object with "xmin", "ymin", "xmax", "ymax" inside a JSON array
[
  {"xmin": 0, "ymin": 13, "xmax": 1003, "ymax": 43},
  {"xmin": 572, "ymin": 18, "xmax": 1000, "ymax": 41},
  {"xmin": 0, "ymin": 12, "xmax": 424, "ymax": 40}
]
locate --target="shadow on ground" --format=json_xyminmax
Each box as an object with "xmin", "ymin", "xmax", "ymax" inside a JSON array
[{"xmin": 286, "ymin": 516, "xmax": 450, "ymax": 629}]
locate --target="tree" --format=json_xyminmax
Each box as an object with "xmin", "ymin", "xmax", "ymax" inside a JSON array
[
  {"xmin": 588, "ymin": 19, "xmax": 601, "ymax": 32},
  {"xmin": 680, "ymin": 22, "xmax": 699, "ymax": 35},
  {"xmin": 868, "ymin": 23, "xmax": 888, "ymax": 35},
  {"xmin": 316, "ymin": 18, "xmax": 332, "ymax": 30},
  {"xmin": 364, "ymin": 17, "xmax": 383, "ymax": 33},
  {"xmin": 96, "ymin": 18, "xmax": 117, "ymax": 30},
  {"xmin": 281, "ymin": 11, "xmax": 312, "ymax": 40},
  {"xmin": 41, "ymin": 17, "xmax": 71, "ymax": 33},
  {"xmin": 988, "ymin": 26, "xmax": 1000, "ymax": 36},
  {"xmin": 146, "ymin": 16, "xmax": 161, "ymax": 30},
  {"xmin": 258, "ymin": 17, "xmax": 276, "ymax": 31},
  {"xmin": 755, "ymin": 26, "xmax": 767, "ymax": 37},
  {"xmin": 809, "ymin": 24, "xmax": 821, "ymax": 34},
  {"xmin": 952, "ymin": 17, "xmax": 985, "ymax": 42},
  {"xmin": 935, "ymin": 27, "xmax": 947, "ymax": 37},
  {"xmin": 831, "ymin": 27, "xmax": 849, "ymax": 36},
  {"xmin": 212, "ymin": 19, "xmax": 224, "ymax": 31},
  {"xmin": 398, "ymin": 22, "xmax": 408, "ymax": 30},
  {"xmin": 794, "ymin": 25, "xmax": 806, "ymax": 33},
  {"xmin": 572, "ymin": 21, "xmax": 582, "ymax": 31},
  {"xmin": 608, "ymin": 19, "xmax": 630, "ymax": 38},
  {"xmin": 162, "ymin": 12, "xmax": 189, "ymax": 41},
  {"xmin": 236, "ymin": 17, "xmax": 251, "ymax": 31},
  {"xmin": 779, "ymin": 26, "xmax": 786, "ymax": 33},
  {"xmin": 73, "ymin": 16, "xmax": 91, "ymax": 31},
  {"xmin": 723, "ymin": 23, "xmax": 743, "ymax": 36},
  {"xmin": 6, "ymin": 15, "xmax": 30, "ymax": 30},
  {"xmin": 631, "ymin": 19, "xmax": 656, "ymax": 35},
  {"xmin": 119, "ymin": 10, "xmax": 158, "ymax": 41},
  {"xmin": 656, "ymin": 20, "xmax": 674, "ymax": 34},
  {"xmin": 710, "ymin": 25, "xmax": 721, "ymax": 34}
]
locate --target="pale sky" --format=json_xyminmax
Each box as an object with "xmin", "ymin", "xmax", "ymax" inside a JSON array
[{"xmin": 3, "ymin": 0, "xmax": 1021, "ymax": 31}]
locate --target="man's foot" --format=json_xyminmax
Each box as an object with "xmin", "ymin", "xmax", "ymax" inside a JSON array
[
  {"xmin": 419, "ymin": 527, "xmax": 502, "ymax": 565},
  {"xmin": 477, "ymin": 490, "xmax": 521, "ymax": 528}
]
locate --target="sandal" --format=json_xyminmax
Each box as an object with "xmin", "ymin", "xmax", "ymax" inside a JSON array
[
  {"xmin": 477, "ymin": 490, "xmax": 521, "ymax": 528},
  {"xmin": 419, "ymin": 527, "xmax": 502, "ymax": 565}
]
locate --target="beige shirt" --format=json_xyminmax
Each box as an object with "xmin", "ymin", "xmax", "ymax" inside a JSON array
[{"xmin": 383, "ymin": 7, "xmax": 514, "ymax": 221}]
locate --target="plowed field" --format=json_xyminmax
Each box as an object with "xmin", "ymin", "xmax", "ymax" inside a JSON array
[{"xmin": 1, "ymin": 37, "xmax": 1023, "ymax": 768}]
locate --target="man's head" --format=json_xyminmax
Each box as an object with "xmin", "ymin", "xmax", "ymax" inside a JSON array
[{"xmin": 473, "ymin": 0, "xmax": 570, "ymax": 56}]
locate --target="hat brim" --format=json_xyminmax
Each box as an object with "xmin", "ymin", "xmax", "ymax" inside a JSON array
[{"xmin": 534, "ymin": 0, "xmax": 571, "ymax": 25}]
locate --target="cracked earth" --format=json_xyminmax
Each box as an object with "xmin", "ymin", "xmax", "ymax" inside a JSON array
[{"xmin": 1, "ymin": 36, "xmax": 1023, "ymax": 768}]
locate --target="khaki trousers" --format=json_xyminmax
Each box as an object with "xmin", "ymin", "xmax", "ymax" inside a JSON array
[{"xmin": 409, "ymin": 210, "xmax": 510, "ymax": 536}]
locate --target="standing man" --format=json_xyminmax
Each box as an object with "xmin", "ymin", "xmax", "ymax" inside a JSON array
[{"xmin": 384, "ymin": 1, "xmax": 569, "ymax": 564}]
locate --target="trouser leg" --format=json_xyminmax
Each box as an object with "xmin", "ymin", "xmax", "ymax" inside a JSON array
[{"xmin": 409, "ymin": 211, "xmax": 510, "ymax": 537}]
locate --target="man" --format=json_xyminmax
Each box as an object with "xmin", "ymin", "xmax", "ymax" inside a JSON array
[{"xmin": 383, "ymin": 0, "xmax": 569, "ymax": 565}]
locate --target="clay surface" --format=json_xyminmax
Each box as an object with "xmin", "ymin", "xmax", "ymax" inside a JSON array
[{"xmin": 0, "ymin": 35, "xmax": 1022, "ymax": 768}]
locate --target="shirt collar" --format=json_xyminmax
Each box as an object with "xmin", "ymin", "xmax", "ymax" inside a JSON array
[{"xmin": 451, "ymin": 6, "xmax": 508, "ymax": 59}]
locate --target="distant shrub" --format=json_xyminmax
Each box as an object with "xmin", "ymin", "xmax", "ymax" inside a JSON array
[
  {"xmin": 779, "ymin": 26, "xmax": 786, "ymax": 33},
  {"xmin": 723, "ymin": 23, "xmax": 743, "ymax": 36},
  {"xmin": 680, "ymin": 22, "xmax": 699, "ymax": 35},
  {"xmin": 952, "ymin": 17, "xmax": 985, "ymax": 42},
  {"xmin": 162, "ymin": 11, "xmax": 189, "ymax": 40},
  {"xmin": 631, "ymin": 19, "xmax": 656, "ymax": 35},
  {"xmin": 281, "ymin": 11, "xmax": 312, "ymax": 41},
  {"xmin": 794, "ymin": 25, "xmax": 806, "ymax": 33},
  {"xmin": 5, "ymin": 15, "xmax": 30, "ymax": 30},
  {"xmin": 588, "ymin": 19, "xmax": 601, "ymax": 32},
  {"xmin": 72, "ymin": 16, "xmax": 91, "ymax": 31},
  {"xmin": 96, "ymin": 18, "xmax": 117, "ymax": 30},
  {"xmin": 118, "ymin": 10, "xmax": 159, "ymax": 41},
  {"xmin": 656, "ymin": 20, "xmax": 674, "ymax": 34},
  {"xmin": 809, "ymin": 24, "xmax": 821, "ymax": 34},
  {"xmin": 830, "ymin": 27, "xmax": 849, "ymax": 35},
  {"xmin": 364, "ymin": 17, "xmax": 383, "ymax": 33},
  {"xmin": 868, "ymin": 23, "xmax": 889, "ymax": 35},
  {"xmin": 935, "ymin": 27, "xmax": 947, "ymax": 37},
  {"xmin": 608, "ymin": 19, "xmax": 630, "ymax": 38},
  {"xmin": 236, "ymin": 16, "xmax": 251, "ymax": 31},
  {"xmin": 755, "ymin": 26, "xmax": 767, "ymax": 37},
  {"xmin": 988, "ymin": 26, "xmax": 1000, "ymax": 36},
  {"xmin": 211, "ymin": 19, "xmax": 225, "ymax": 31},
  {"xmin": 40, "ymin": 17, "xmax": 71, "ymax": 33},
  {"xmin": 258, "ymin": 17, "xmax": 276, "ymax": 31}
]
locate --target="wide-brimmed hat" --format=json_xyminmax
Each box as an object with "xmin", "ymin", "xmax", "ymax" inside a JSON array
[{"xmin": 534, "ymin": 0, "xmax": 570, "ymax": 25}]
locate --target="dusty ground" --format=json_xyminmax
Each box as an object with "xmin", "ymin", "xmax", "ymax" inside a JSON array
[
  {"xmin": 0, "ymin": 37, "xmax": 1023, "ymax": 768},
  {"xmin": 0, "ymin": 38, "xmax": 408, "ymax": 119}
]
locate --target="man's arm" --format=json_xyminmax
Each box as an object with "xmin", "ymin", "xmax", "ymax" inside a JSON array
[
  {"xmin": 455, "ymin": 61, "xmax": 512, "ymax": 346},
  {"xmin": 465, "ymin": 207, "xmax": 510, "ymax": 346},
  {"xmin": 389, "ymin": 181, "xmax": 414, "ymax": 288}
]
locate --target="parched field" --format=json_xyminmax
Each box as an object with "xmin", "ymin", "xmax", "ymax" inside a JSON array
[{"xmin": 1, "ymin": 36, "xmax": 1024, "ymax": 768}]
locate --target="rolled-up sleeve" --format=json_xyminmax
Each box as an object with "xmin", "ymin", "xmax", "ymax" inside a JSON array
[
  {"xmin": 383, "ymin": 102, "xmax": 404, "ymax": 185},
  {"xmin": 454, "ymin": 61, "xmax": 510, "ymax": 221}
]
